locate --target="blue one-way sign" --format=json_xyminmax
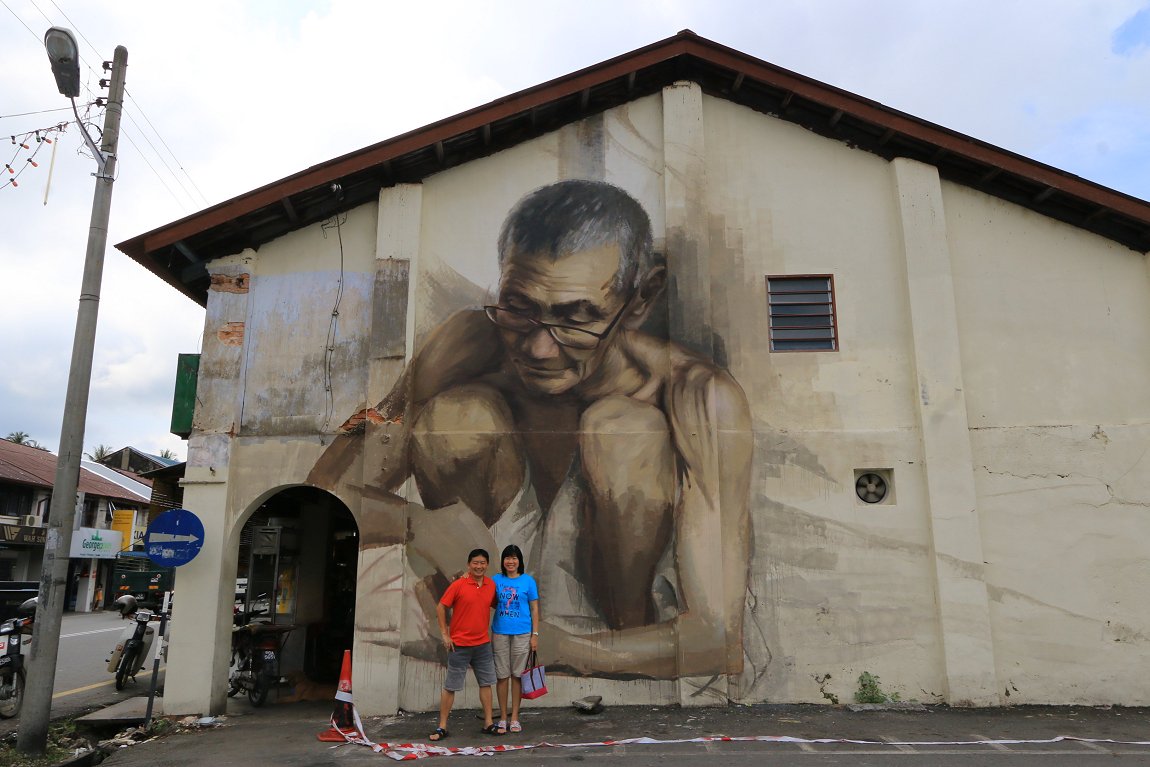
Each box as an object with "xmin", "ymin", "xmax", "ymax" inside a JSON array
[{"xmin": 145, "ymin": 508, "xmax": 204, "ymax": 567}]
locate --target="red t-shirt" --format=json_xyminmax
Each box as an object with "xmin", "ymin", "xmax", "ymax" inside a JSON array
[{"xmin": 440, "ymin": 575, "xmax": 495, "ymax": 647}]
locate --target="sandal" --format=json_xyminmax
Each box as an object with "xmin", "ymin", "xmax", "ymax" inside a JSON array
[
  {"xmin": 481, "ymin": 723, "xmax": 506, "ymax": 736},
  {"xmin": 496, "ymin": 720, "xmax": 507, "ymax": 732},
  {"xmin": 428, "ymin": 727, "xmax": 449, "ymax": 741},
  {"xmin": 509, "ymin": 720, "xmax": 522, "ymax": 733}
]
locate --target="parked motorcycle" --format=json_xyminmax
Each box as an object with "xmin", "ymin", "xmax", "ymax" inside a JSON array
[
  {"xmin": 106, "ymin": 594, "xmax": 159, "ymax": 690},
  {"xmin": 228, "ymin": 609, "xmax": 294, "ymax": 707},
  {"xmin": 0, "ymin": 597, "xmax": 36, "ymax": 718}
]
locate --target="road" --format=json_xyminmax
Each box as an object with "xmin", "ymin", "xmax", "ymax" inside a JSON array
[{"xmin": 0, "ymin": 610, "xmax": 165, "ymax": 734}]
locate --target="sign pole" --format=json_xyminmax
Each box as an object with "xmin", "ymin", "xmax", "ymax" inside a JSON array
[{"xmin": 143, "ymin": 590, "xmax": 172, "ymax": 728}]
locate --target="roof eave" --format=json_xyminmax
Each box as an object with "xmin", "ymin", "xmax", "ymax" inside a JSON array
[{"xmin": 117, "ymin": 30, "xmax": 1150, "ymax": 307}]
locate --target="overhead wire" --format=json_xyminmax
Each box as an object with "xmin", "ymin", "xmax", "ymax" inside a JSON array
[
  {"xmin": 1, "ymin": 123, "xmax": 66, "ymax": 191},
  {"xmin": 123, "ymin": 90, "xmax": 210, "ymax": 207},
  {"xmin": 4, "ymin": 0, "xmax": 207, "ymax": 212},
  {"xmin": 45, "ymin": 0, "xmax": 209, "ymax": 208},
  {"xmin": 0, "ymin": 106, "xmax": 74, "ymax": 120},
  {"xmin": 0, "ymin": 0, "xmax": 39, "ymax": 39}
]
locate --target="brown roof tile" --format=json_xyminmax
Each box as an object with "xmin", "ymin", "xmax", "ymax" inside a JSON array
[{"xmin": 0, "ymin": 440, "xmax": 149, "ymax": 504}]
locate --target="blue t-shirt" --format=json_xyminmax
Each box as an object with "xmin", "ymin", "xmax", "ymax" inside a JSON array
[{"xmin": 491, "ymin": 573, "xmax": 539, "ymax": 635}]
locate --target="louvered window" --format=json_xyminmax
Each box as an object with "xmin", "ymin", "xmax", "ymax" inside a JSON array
[{"xmin": 766, "ymin": 275, "xmax": 838, "ymax": 352}]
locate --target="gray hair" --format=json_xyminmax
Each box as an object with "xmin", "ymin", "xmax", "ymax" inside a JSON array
[{"xmin": 497, "ymin": 180, "xmax": 655, "ymax": 292}]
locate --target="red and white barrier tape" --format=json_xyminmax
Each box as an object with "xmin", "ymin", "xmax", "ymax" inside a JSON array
[{"xmin": 326, "ymin": 711, "xmax": 1150, "ymax": 761}]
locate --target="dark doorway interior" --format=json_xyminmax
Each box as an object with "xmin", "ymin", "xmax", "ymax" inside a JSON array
[{"xmin": 234, "ymin": 486, "xmax": 357, "ymax": 684}]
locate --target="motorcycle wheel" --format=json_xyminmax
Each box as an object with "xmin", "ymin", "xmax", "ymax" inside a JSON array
[
  {"xmin": 115, "ymin": 649, "xmax": 137, "ymax": 691},
  {"xmin": 248, "ymin": 677, "xmax": 268, "ymax": 707},
  {"xmin": 0, "ymin": 668, "xmax": 25, "ymax": 719}
]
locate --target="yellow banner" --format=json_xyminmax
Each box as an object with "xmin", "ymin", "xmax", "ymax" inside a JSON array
[{"xmin": 111, "ymin": 509, "xmax": 136, "ymax": 547}]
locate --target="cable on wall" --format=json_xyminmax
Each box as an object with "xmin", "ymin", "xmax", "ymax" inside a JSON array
[{"xmin": 319, "ymin": 196, "xmax": 348, "ymax": 437}]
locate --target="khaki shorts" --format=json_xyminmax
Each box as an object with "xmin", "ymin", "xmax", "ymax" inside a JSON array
[{"xmin": 491, "ymin": 633, "xmax": 531, "ymax": 679}]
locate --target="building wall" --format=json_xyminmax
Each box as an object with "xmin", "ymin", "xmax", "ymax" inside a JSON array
[
  {"xmin": 164, "ymin": 83, "xmax": 1150, "ymax": 715},
  {"xmin": 944, "ymin": 184, "xmax": 1150, "ymax": 703}
]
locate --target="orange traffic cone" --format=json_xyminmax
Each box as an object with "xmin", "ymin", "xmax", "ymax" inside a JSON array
[{"xmin": 317, "ymin": 650, "xmax": 365, "ymax": 742}]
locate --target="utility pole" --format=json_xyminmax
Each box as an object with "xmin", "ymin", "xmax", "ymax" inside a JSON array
[{"xmin": 19, "ymin": 35, "xmax": 127, "ymax": 754}]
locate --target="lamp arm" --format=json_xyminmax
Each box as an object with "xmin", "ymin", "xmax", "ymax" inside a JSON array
[{"xmin": 71, "ymin": 97, "xmax": 111, "ymax": 178}]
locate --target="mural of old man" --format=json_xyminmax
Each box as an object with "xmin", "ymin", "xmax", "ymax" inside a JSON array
[{"xmin": 309, "ymin": 179, "xmax": 752, "ymax": 680}]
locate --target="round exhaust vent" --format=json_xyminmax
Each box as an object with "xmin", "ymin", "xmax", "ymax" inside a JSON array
[{"xmin": 855, "ymin": 472, "xmax": 889, "ymax": 504}]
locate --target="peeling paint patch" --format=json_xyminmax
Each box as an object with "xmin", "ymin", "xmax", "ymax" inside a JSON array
[
  {"xmin": 338, "ymin": 406, "xmax": 402, "ymax": 434},
  {"xmin": 217, "ymin": 322, "xmax": 245, "ymax": 345},
  {"xmin": 210, "ymin": 273, "xmax": 250, "ymax": 293}
]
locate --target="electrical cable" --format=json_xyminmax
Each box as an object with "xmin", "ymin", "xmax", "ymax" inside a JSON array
[
  {"xmin": 9, "ymin": 0, "xmax": 206, "ymax": 211},
  {"xmin": 0, "ymin": 0, "xmax": 40, "ymax": 40},
  {"xmin": 45, "ymin": 0, "xmax": 209, "ymax": 208},
  {"xmin": 320, "ymin": 213, "xmax": 347, "ymax": 434},
  {"xmin": 1, "ymin": 123, "xmax": 67, "ymax": 191},
  {"xmin": 124, "ymin": 88, "xmax": 210, "ymax": 207},
  {"xmin": 0, "ymin": 106, "xmax": 75, "ymax": 120}
]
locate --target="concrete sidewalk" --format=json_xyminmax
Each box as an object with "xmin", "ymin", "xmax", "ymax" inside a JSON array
[{"xmin": 87, "ymin": 696, "xmax": 1150, "ymax": 766}]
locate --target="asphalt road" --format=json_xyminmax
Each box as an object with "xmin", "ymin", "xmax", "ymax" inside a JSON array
[
  {"xmin": 0, "ymin": 610, "xmax": 165, "ymax": 734},
  {"xmin": 95, "ymin": 700, "xmax": 1150, "ymax": 767}
]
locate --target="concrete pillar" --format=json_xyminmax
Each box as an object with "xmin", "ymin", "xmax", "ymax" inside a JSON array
[
  {"xmin": 662, "ymin": 80, "xmax": 714, "ymax": 359},
  {"xmin": 351, "ymin": 184, "xmax": 419, "ymax": 714},
  {"xmin": 163, "ymin": 256, "xmax": 251, "ymax": 715},
  {"xmin": 164, "ymin": 468, "xmax": 232, "ymax": 714},
  {"xmin": 892, "ymin": 157, "xmax": 999, "ymax": 706},
  {"xmin": 662, "ymin": 81, "xmax": 729, "ymax": 706}
]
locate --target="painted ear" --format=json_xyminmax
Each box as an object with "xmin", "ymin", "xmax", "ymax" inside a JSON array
[{"xmin": 625, "ymin": 264, "xmax": 666, "ymax": 327}]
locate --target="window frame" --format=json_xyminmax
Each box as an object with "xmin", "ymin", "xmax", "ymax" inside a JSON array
[{"xmin": 765, "ymin": 273, "xmax": 839, "ymax": 353}]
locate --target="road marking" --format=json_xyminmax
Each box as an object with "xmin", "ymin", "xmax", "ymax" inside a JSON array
[
  {"xmin": 972, "ymin": 733, "xmax": 1012, "ymax": 752},
  {"xmin": 53, "ymin": 669, "xmax": 156, "ymax": 699},
  {"xmin": 883, "ymin": 736, "xmax": 916, "ymax": 753},
  {"xmin": 61, "ymin": 627, "xmax": 125, "ymax": 638},
  {"xmin": 1076, "ymin": 740, "xmax": 1113, "ymax": 753}
]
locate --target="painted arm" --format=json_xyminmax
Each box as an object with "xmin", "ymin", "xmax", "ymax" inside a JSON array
[
  {"xmin": 541, "ymin": 368, "xmax": 753, "ymax": 678},
  {"xmin": 307, "ymin": 309, "xmax": 503, "ymax": 494}
]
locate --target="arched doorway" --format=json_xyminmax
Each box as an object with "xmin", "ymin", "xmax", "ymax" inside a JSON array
[{"xmin": 233, "ymin": 486, "xmax": 357, "ymax": 685}]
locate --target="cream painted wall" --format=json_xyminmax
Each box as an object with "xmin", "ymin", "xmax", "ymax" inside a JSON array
[
  {"xmin": 702, "ymin": 96, "xmax": 947, "ymax": 704},
  {"xmin": 169, "ymin": 81, "xmax": 1150, "ymax": 714},
  {"xmin": 944, "ymin": 184, "xmax": 1150, "ymax": 703}
]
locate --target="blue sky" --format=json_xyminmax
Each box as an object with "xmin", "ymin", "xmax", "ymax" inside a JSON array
[{"xmin": 2, "ymin": 0, "xmax": 1149, "ymax": 458}]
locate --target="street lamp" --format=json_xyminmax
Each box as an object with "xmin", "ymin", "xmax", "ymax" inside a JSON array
[
  {"xmin": 43, "ymin": 27, "xmax": 80, "ymax": 98},
  {"xmin": 18, "ymin": 30, "xmax": 128, "ymax": 755}
]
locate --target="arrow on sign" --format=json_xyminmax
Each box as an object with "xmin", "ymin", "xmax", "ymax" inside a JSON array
[{"xmin": 148, "ymin": 532, "xmax": 200, "ymax": 544}]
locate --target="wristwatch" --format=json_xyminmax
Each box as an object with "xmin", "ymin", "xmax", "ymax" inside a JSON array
[{"xmin": 531, "ymin": 631, "xmax": 539, "ymax": 635}]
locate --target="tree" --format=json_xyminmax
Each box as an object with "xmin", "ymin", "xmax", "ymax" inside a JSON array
[
  {"xmin": 158, "ymin": 449, "xmax": 176, "ymax": 460},
  {"xmin": 5, "ymin": 431, "xmax": 40, "ymax": 447},
  {"xmin": 86, "ymin": 444, "xmax": 113, "ymax": 462}
]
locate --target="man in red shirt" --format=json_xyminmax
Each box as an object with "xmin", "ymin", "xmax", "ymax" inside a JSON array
[{"xmin": 430, "ymin": 548, "xmax": 501, "ymax": 740}]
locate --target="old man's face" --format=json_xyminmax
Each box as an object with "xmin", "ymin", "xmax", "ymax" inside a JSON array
[{"xmin": 494, "ymin": 243, "xmax": 629, "ymax": 396}]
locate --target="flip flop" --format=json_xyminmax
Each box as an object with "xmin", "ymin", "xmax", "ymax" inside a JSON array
[
  {"xmin": 481, "ymin": 723, "xmax": 506, "ymax": 735},
  {"xmin": 496, "ymin": 720, "xmax": 507, "ymax": 732},
  {"xmin": 428, "ymin": 727, "xmax": 449, "ymax": 741},
  {"xmin": 509, "ymin": 720, "xmax": 522, "ymax": 733}
]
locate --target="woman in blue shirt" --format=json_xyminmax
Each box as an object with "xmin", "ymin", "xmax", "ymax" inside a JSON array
[{"xmin": 491, "ymin": 544, "xmax": 539, "ymax": 734}]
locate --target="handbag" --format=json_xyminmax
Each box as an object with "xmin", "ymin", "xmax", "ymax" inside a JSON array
[{"xmin": 520, "ymin": 649, "xmax": 548, "ymax": 699}]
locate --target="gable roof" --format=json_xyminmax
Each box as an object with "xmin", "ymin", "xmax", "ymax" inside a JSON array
[
  {"xmin": 0, "ymin": 439, "xmax": 150, "ymax": 505},
  {"xmin": 117, "ymin": 30, "xmax": 1150, "ymax": 307}
]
